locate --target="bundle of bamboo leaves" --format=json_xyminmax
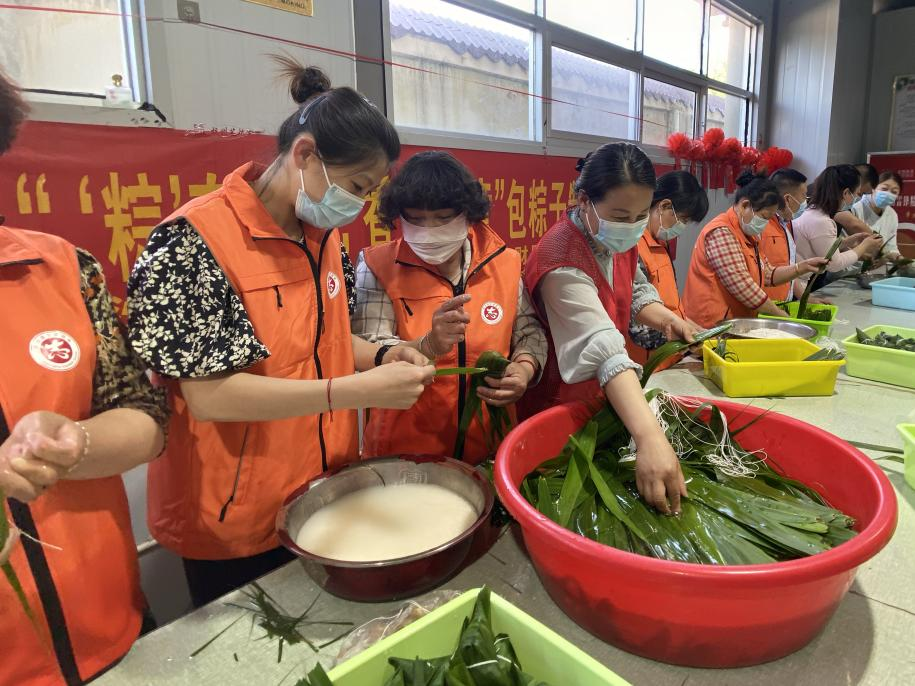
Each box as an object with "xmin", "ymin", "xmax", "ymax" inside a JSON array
[
  {"xmin": 1, "ymin": 491, "xmax": 39, "ymax": 634},
  {"xmin": 452, "ymin": 351, "xmax": 513, "ymax": 461},
  {"xmin": 299, "ymin": 587, "xmax": 548, "ymax": 686},
  {"xmin": 521, "ymin": 391, "xmax": 857, "ymax": 565}
]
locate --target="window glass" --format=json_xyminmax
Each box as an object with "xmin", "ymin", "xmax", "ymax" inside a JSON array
[
  {"xmin": 547, "ymin": 0, "xmax": 638, "ymax": 51},
  {"xmin": 707, "ymin": 89, "xmax": 748, "ymax": 143},
  {"xmin": 643, "ymin": 0, "xmax": 703, "ymax": 73},
  {"xmin": 708, "ymin": 4, "xmax": 753, "ymax": 89},
  {"xmin": 642, "ymin": 78, "xmax": 696, "ymax": 146}
]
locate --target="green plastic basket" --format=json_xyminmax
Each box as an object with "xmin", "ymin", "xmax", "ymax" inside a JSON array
[
  {"xmin": 842, "ymin": 325, "xmax": 915, "ymax": 390},
  {"xmin": 326, "ymin": 589, "xmax": 629, "ymax": 685},
  {"xmin": 758, "ymin": 302, "xmax": 838, "ymax": 338},
  {"xmin": 897, "ymin": 424, "xmax": 915, "ymax": 491}
]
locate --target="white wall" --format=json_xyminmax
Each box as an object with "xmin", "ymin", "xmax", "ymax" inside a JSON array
[{"xmin": 864, "ymin": 6, "xmax": 915, "ymax": 154}]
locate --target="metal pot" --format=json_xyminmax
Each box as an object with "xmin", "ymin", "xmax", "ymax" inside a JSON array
[
  {"xmin": 276, "ymin": 456, "xmax": 494, "ymax": 602},
  {"xmin": 719, "ymin": 318, "xmax": 818, "ymax": 340}
]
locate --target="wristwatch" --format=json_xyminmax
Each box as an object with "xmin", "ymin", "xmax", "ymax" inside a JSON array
[{"xmin": 374, "ymin": 344, "xmax": 393, "ymax": 367}]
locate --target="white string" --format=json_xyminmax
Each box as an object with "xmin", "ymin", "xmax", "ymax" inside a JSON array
[
  {"xmin": 620, "ymin": 392, "xmax": 765, "ymax": 477},
  {"xmin": 3, "ymin": 519, "xmax": 64, "ymax": 552}
]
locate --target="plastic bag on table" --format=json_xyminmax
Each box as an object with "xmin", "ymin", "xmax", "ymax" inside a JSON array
[{"xmin": 333, "ymin": 589, "xmax": 463, "ymax": 666}]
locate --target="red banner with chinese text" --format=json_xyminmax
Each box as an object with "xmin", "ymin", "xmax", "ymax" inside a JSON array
[
  {"xmin": 1, "ymin": 121, "xmax": 674, "ymax": 313},
  {"xmin": 868, "ymin": 152, "xmax": 915, "ymax": 226}
]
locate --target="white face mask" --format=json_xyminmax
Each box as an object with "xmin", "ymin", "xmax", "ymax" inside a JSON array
[
  {"xmin": 583, "ymin": 206, "xmax": 648, "ymax": 254},
  {"xmin": 656, "ymin": 203, "xmax": 688, "ymax": 242},
  {"xmin": 295, "ymin": 161, "xmax": 366, "ymax": 229},
  {"xmin": 401, "ymin": 214, "xmax": 469, "ymax": 265}
]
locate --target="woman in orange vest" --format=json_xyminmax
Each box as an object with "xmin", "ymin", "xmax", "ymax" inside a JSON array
[
  {"xmin": 682, "ymin": 172, "xmax": 826, "ymax": 328},
  {"xmin": 0, "ymin": 69, "xmax": 168, "ymax": 686},
  {"xmin": 127, "ymin": 61, "xmax": 434, "ymax": 607},
  {"xmin": 761, "ymin": 168, "xmax": 808, "ymax": 303},
  {"xmin": 352, "ymin": 151, "xmax": 547, "ymax": 464},
  {"xmin": 627, "ymin": 170, "xmax": 708, "ymax": 366},
  {"xmin": 524, "ymin": 143, "xmax": 699, "ymax": 515}
]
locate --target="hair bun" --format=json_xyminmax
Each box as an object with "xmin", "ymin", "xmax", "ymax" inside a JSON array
[
  {"xmin": 735, "ymin": 169, "xmax": 760, "ymax": 188},
  {"xmin": 575, "ymin": 152, "xmax": 593, "ymax": 173},
  {"xmin": 272, "ymin": 55, "xmax": 331, "ymax": 105}
]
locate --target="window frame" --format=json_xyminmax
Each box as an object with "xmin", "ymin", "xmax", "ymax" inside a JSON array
[
  {"xmin": 17, "ymin": 0, "xmax": 150, "ymax": 109},
  {"xmin": 382, "ymin": 0, "xmax": 761, "ymax": 157}
]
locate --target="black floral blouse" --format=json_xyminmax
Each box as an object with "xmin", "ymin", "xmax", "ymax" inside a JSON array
[{"xmin": 127, "ymin": 219, "xmax": 357, "ymax": 379}]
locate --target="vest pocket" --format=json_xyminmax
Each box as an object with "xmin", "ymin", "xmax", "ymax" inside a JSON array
[{"xmin": 218, "ymin": 426, "xmax": 250, "ymax": 522}]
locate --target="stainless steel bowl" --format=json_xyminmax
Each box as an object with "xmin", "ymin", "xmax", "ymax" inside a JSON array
[
  {"xmin": 276, "ymin": 456, "xmax": 494, "ymax": 602},
  {"xmin": 718, "ymin": 318, "xmax": 817, "ymax": 340}
]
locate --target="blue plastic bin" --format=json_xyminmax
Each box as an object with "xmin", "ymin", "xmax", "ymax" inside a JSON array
[{"xmin": 871, "ymin": 276, "xmax": 915, "ymax": 311}]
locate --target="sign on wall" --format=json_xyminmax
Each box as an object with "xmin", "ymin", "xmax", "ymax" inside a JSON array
[
  {"xmin": 889, "ymin": 75, "xmax": 915, "ymax": 151},
  {"xmin": 242, "ymin": 0, "xmax": 314, "ymax": 16},
  {"xmin": 1, "ymin": 121, "xmax": 614, "ymax": 314}
]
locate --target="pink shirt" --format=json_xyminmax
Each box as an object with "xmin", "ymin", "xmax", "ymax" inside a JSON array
[{"xmin": 792, "ymin": 207, "xmax": 857, "ymax": 272}]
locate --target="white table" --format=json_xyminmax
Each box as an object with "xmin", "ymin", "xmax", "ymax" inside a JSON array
[{"xmin": 97, "ymin": 280, "xmax": 915, "ymax": 686}]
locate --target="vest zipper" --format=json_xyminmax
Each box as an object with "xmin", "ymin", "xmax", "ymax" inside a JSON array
[
  {"xmin": 394, "ymin": 246, "xmax": 507, "ymax": 457},
  {"xmin": 401, "ymin": 298, "xmax": 414, "ymax": 317},
  {"xmin": 218, "ymin": 426, "xmax": 250, "ymax": 522},
  {"xmin": 251, "ymin": 231, "xmax": 334, "ymax": 472},
  {"xmin": 0, "ymin": 412, "xmax": 82, "ymax": 686},
  {"xmin": 273, "ymin": 285, "xmax": 283, "ymax": 308}
]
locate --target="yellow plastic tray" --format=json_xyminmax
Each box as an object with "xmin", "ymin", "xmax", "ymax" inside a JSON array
[{"xmin": 703, "ymin": 338, "xmax": 843, "ymax": 398}]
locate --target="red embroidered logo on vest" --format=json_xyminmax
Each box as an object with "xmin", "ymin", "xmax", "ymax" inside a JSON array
[
  {"xmin": 327, "ymin": 271, "xmax": 341, "ymax": 300},
  {"xmin": 481, "ymin": 301, "xmax": 504, "ymax": 325},
  {"xmin": 29, "ymin": 331, "xmax": 81, "ymax": 371}
]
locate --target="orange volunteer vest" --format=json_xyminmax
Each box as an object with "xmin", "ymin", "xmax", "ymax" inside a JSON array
[
  {"xmin": 683, "ymin": 207, "xmax": 764, "ymax": 328},
  {"xmin": 761, "ymin": 216, "xmax": 792, "ymax": 302},
  {"xmin": 0, "ymin": 227, "xmax": 143, "ymax": 686},
  {"xmin": 520, "ymin": 216, "xmax": 637, "ymax": 420},
  {"xmin": 626, "ymin": 230, "xmax": 685, "ymax": 367},
  {"xmin": 143, "ymin": 163, "xmax": 358, "ymax": 560},
  {"xmin": 362, "ymin": 223, "xmax": 519, "ymax": 465}
]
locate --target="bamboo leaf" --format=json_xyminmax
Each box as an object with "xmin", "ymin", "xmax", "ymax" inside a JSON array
[
  {"xmin": 435, "ymin": 367, "xmax": 487, "ymax": 376},
  {"xmin": 640, "ymin": 323, "xmax": 733, "ymax": 386},
  {"xmin": 797, "ymin": 237, "xmax": 843, "ymax": 319},
  {"xmin": 1, "ymin": 491, "xmax": 41, "ymax": 637},
  {"xmin": 846, "ymin": 440, "xmax": 904, "ymax": 455}
]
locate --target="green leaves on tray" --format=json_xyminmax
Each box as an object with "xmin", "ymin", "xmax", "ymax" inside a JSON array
[
  {"xmin": 802, "ymin": 347, "xmax": 845, "ymax": 361},
  {"xmin": 797, "ymin": 237, "xmax": 844, "ymax": 320},
  {"xmin": 640, "ymin": 323, "xmax": 733, "ymax": 386},
  {"xmin": 297, "ymin": 587, "xmax": 549, "ymax": 686},
  {"xmin": 453, "ymin": 351, "xmax": 513, "ymax": 461},
  {"xmin": 856, "ymin": 328, "xmax": 915, "ymax": 352},
  {"xmin": 521, "ymin": 393, "xmax": 858, "ymax": 565}
]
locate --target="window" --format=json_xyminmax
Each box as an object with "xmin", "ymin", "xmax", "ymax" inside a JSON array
[
  {"xmin": 643, "ymin": 78, "xmax": 696, "ymax": 147},
  {"xmin": 389, "ymin": 0, "xmax": 536, "ymax": 140},
  {"xmin": 551, "ymin": 48, "xmax": 638, "ymax": 140},
  {"xmin": 708, "ymin": 4, "xmax": 753, "ymax": 90},
  {"xmin": 384, "ymin": 0, "xmax": 759, "ymax": 148},
  {"xmin": 643, "ymin": 0, "xmax": 703, "ymax": 73},
  {"xmin": 0, "ymin": 0, "xmax": 140, "ymax": 99},
  {"xmin": 546, "ymin": 0, "xmax": 638, "ymax": 51},
  {"xmin": 707, "ymin": 89, "xmax": 747, "ymax": 141}
]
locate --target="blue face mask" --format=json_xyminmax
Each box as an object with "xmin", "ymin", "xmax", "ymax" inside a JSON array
[
  {"xmin": 740, "ymin": 208, "xmax": 769, "ymax": 237},
  {"xmin": 295, "ymin": 161, "xmax": 366, "ymax": 229},
  {"xmin": 873, "ymin": 190, "xmax": 897, "ymax": 209},
  {"xmin": 785, "ymin": 194, "xmax": 807, "ymax": 220},
  {"xmin": 656, "ymin": 203, "xmax": 689, "ymax": 242},
  {"xmin": 585, "ymin": 206, "xmax": 648, "ymax": 254}
]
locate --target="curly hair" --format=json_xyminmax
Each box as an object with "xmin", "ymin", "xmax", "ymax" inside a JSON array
[{"xmin": 378, "ymin": 150, "xmax": 490, "ymax": 229}]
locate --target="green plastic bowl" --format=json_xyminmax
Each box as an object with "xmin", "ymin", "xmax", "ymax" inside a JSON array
[
  {"xmin": 759, "ymin": 302, "xmax": 838, "ymax": 338},
  {"xmin": 327, "ymin": 588, "xmax": 629, "ymax": 685}
]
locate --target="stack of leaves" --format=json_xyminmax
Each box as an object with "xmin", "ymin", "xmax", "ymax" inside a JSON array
[
  {"xmin": 797, "ymin": 237, "xmax": 844, "ymax": 320},
  {"xmin": 521, "ymin": 391, "xmax": 857, "ymax": 565},
  {"xmin": 887, "ymin": 257, "xmax": 914, "ymax": 276},
  {"xmin": 298, "ymin": 587, "xmax": 548, "ymax": 686},
  {"xmin": 453, "ymin": 351, "xmax": 513, "ymax": 461},
  {"xmin": 856, "ymin": 329, "xmax": 915, "ymax": 352},
  {"xmin": 1, "ymin": 491, "xmax": 39, "ymax": 636}
]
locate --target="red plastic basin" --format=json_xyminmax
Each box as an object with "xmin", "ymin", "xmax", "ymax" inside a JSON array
[{"xmin": 494, "ymin": 398, "xmax": 898, "ymax": 667}]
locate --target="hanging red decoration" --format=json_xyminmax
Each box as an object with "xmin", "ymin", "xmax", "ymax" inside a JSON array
[
  {"xmin": 740, "ymin": 145, "xmax": 762, "ymax": 169},
  {"xmin": 702, "ymin": 127, "xmax": 725, "ymax": 158},
  {"xmin": 755, "ymin": 146, "xmax": 794, "ymax": 175},
  {"xmin": 667, "ymin": 132, "xmax": 692, "ymax": 168}
]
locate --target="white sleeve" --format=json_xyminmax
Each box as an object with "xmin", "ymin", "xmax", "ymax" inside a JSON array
[{"xmin": 537, "ymin": 267, "xmax": 639, "ymax": 387}]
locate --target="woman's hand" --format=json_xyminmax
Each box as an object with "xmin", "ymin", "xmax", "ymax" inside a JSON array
[
  {"xmin": 634, "ymin": 431, "xmax": 687, "ymax": 515},
  {"xmin": 0, "ymin": 525, "xmax": 19, "ymax": 566},
  {"xmin": 428, "ymin": 295, "xmax": 472, "ymax": 357},
  {"xmin": 383, "ymin": 345, "xmax": 429, "ymax": 366},
  {"xmin": 841, "ymin": 232, "xmax": 868, "ymax": 250},
  {"xmin": 476, "ymin": 361, "xmax": 533, "ymax": 407},
  {"xmin": 341, "ymin": 361, "xmax": 435, "ymax": 410},
  {"xmin": 0, "ymin": 411, "xmax": 87, "ymax": 502},
  {"xmin": 795, "ymin": 257, "xmax": 828, "ymax": 275},
  {"xmin": 662, "ymin": 316, "xmax": 700, "ymax": 344}
]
